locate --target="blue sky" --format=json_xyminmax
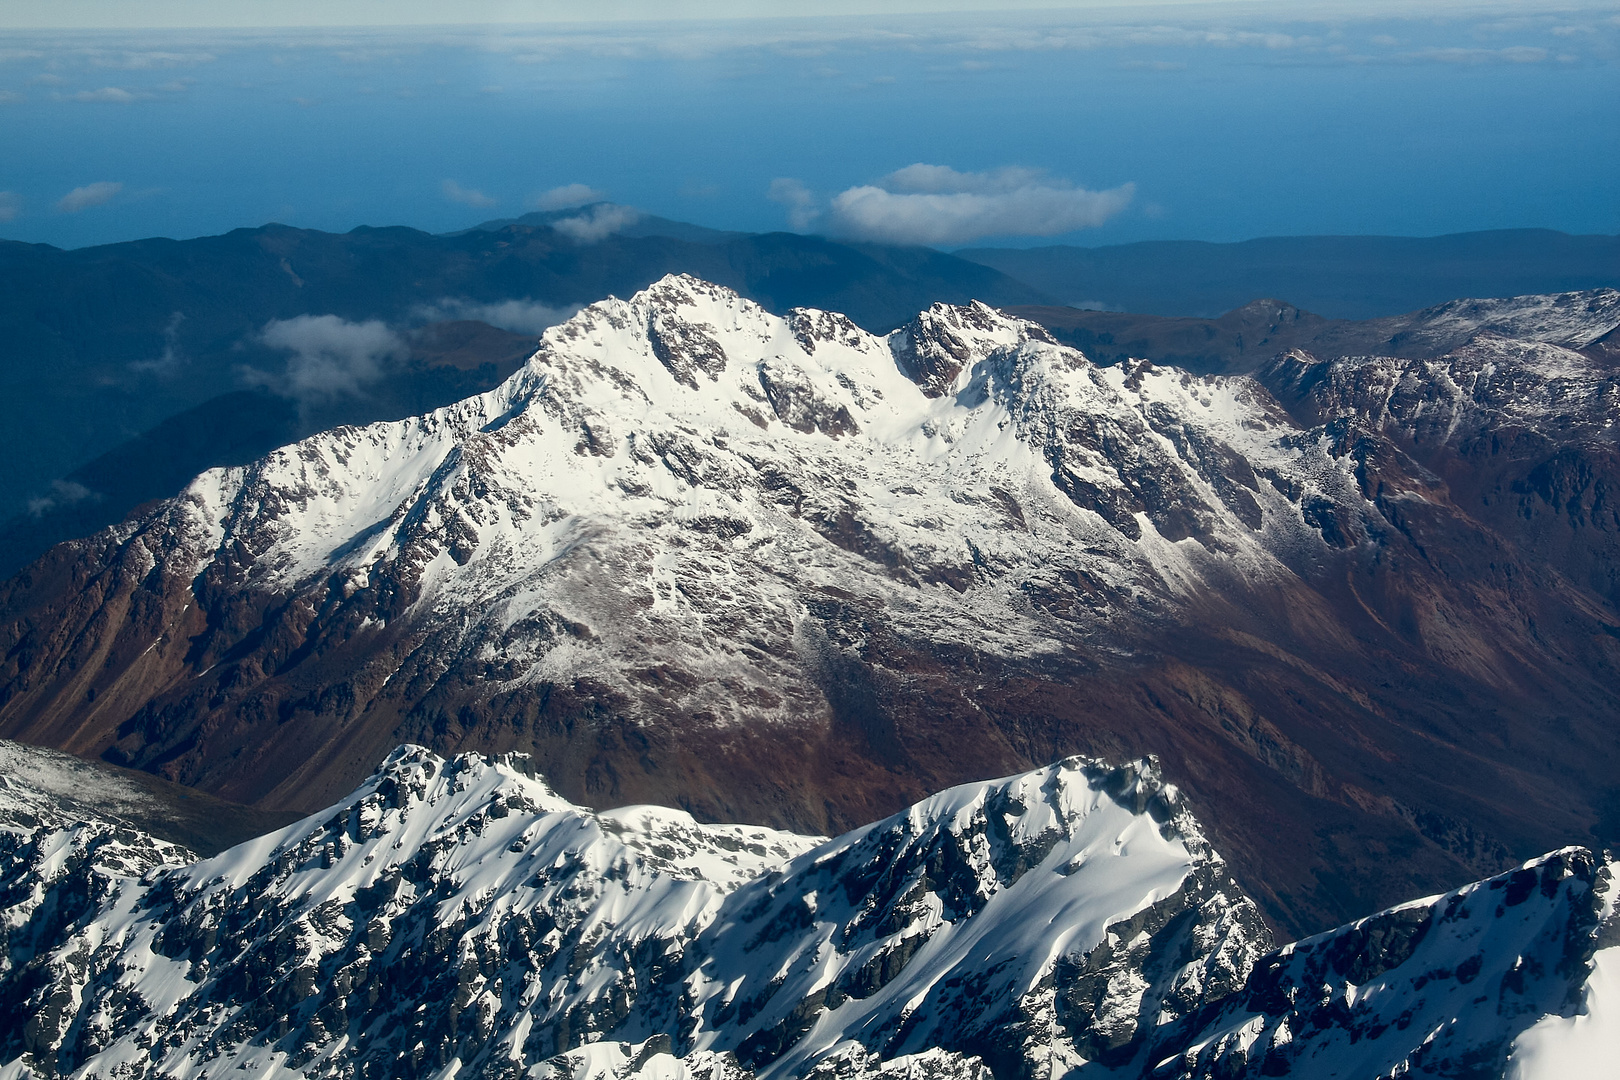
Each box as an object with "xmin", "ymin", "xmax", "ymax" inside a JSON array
[{"xmin": 1, "ymin": 2, "xmax": 1616, "ymax": 249}]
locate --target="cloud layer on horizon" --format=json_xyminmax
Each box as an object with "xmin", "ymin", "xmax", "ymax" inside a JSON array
[{"xmin": 0, "ymin": 5, "xmax": 1611, "ymax": 251}]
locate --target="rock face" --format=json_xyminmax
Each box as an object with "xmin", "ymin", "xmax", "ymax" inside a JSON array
[
  {"xmin": 0, "ymin": 747, "xmax": 819, "ymax": 1080},
  {"xmin": 0, "ymin": 747, "xmax": 1611, "ymax": 1080},
  {"xmin": 2, "ymin": 277, "xmax": 1619, "ymax": 936}
]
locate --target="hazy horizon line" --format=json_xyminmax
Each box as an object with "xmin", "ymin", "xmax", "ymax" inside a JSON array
[{"xmin": 3, "ymin": 0, "xmax": 1611, "ymax": 32}]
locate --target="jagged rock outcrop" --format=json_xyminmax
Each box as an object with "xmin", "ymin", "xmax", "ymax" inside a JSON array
[{"xmin": 683, "ymin": 757, "xmax": 1268, "ymax": 1080}]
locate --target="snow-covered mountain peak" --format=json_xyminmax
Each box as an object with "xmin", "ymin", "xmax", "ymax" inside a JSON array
[
  {"xmin": 1389, "ymin": 287, "xmax": 1620, "ymax": 353},
  {"xmin": 1160, "ymin": 847, "xmax": 1613, "ymax": 1079},
  {"xmin": 527, "ymin": 273, "xmax": 923, "ymax": 446},
  {"xmin": 682, "ymin": 756, "xmax": 1267, "ymax": 1079},
  {"xmin": 186, "ymin": 744, "xmax": 816, "ymax": 912},
  {"xmin": 858, "ymin": 754, "xmax": 1195, "ymax": 858},
  {"xmin": 9, "ymin": 276, "xmax": 1403, "ymax": 815},
  {"xmin": 887, "ymin": 299, "xmax": 1055, "ymax": 398},
  {"xmin": 0, "ymin": 745, "xmax": 821, "ymax": 1079},
  {"xmin": 170, "ymin": 272, "xmax": 1323, "ymax": 618},
  {"xmin": 528, "ymin": 275, "xmax": 1069, "ymax": 443}
]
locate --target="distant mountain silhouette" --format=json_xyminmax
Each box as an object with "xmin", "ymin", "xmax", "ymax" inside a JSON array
[
  {"xmin": 4, "ymin": 219, "xmax": 1613, "ymax": 577},
  {"xmin": 960, "ymin": 229, "xmax": 1620, "ymax": 319}
]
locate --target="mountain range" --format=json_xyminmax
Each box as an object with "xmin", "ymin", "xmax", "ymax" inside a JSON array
[
  {"xmin": 4, "ymin": 205, "xmax": 1620, "ymax": 1080},
  {"xmin": 961, "ymin": 229, "xmax": 1620, "ymax": 319},
  {"xmin": 3, "ymin": 276, "xmax": 1618, "ymax": 943},
  {"xmin": 0, "ymin": 740, "xmax": 1611, "ymax": 1079},
  {"xmin": 1, "ymin": 219, "xmax": 1614, "ymax": 580},
  {"xmin": 0, "ymin": 214, "xmax": 1048, "ymax": 577}
]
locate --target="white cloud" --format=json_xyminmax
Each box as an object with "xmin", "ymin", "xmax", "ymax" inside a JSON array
[
  {"xmin": 441, "ymin": 179, "xmax": 497, "ymax": 208},
  {"xmin": 550, "ymin": 203, "xmax": 639, "ymax": 243},
  {"xmin": 57, "ymin": 180, "xmax": 122, "ymax": 212},
  {"xmin": 89, "ymin": 50, "xmax": 216, "ymax": 69},
  {"xmin": 27, "ymin": 480, "xmax": 96, "ymax": 519},
  {"xmin": 0, "ymin": 89, "xmax": 21, "ymax": 104},
  {"xmin": 68, "ymin": 85, "xmax": 139, "ymax": 102},
  {"xmin": 416, "ymin": 298, "xmax": 577, "ymax": 335},
  {"xmin": 0, "ymin": 191, "xmax": 19, "ymax": 221},
  {"xmin": 256, "ymin": 314, "xmax": 405, "ymax": 400},
  {"xmin": 879, "ymin": 163, "xmax": 1041, "ymax": 194},
  {"xmin": 768, "ymin": 178, "xmax": 819, "ymax": 230},
  {"xmin": 1404, "ymin": 45, "xmax": 1550, "ymax": 63},
  {"xmin": 532, "ymin": 182, "xmax": 603, "ymax": 210},
  {"xmin": 129, "ymin": 312, "xmax": 186, "ymax": 375},
  {"xmin": 785, "ymin": 164, "xmax": 1134, "ymax": 246}
]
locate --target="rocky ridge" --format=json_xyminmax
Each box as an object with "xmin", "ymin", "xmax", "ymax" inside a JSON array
[
  {"xmin": 0, "ymin": 748, "xmax": 1273, "ymax": 1080},
  {"xmin": 0, "ymin": 748, "xmax": 1612, "ymax": 1080},
  {"xmin": 1156, "ymin": 849, "xmax": 1618, "ymax": 1079}
]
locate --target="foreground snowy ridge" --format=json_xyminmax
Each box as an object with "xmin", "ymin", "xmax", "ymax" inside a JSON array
[
  {"xmin": 1155, "ymin": 848, "xmax": 1617, "ymax": 1079},
  {"xmin": 0, "ymin": 746, "xmax": 1613, "ymax": 1080},
  {"xmin": 0, "ymin": 747, "xmax": 1267, "ymax": 1079}
]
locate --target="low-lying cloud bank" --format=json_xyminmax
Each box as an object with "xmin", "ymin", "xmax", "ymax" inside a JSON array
[
  {"xmin": 773, "ymin": 164, "xmax": 1134, "ymax": 246},
  {"xmin": 253, "ymin": 314, "xmax": 406, "ymax": 402},
  {"xmin": 416, "ymin": 298, "xmax": 577, "ymax": 335},
  {"xmin": 550, "ymin": 202, "xmax": 640, "ymax": 243}
]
